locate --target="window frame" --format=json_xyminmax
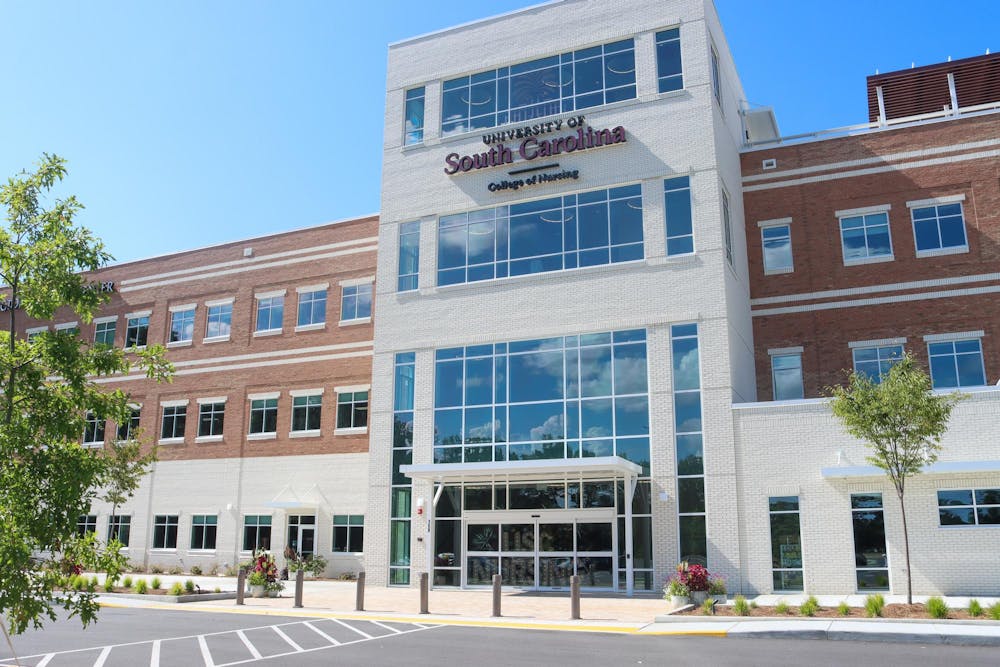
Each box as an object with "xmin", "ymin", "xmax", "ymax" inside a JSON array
[
  {"xmin": 937, "ymin": 488, "xmax": 1000, "ymax": 527},
  {"xmin": 925, "ymin": 333, "xmax": 987, "ymax": 389},
  {"xmin": 248, "ymin": 393, "xmax": 280, "ymax": 439},
  {"xmin": 242, "ymin": 514, "xmax": 272, "ymax": 552},
  {"xmin": 709, "ymin": 43, "xmax": 722, "ymax": 107},
  {"xmin": 664, "ymin": 176, "xmax": 693, "ymax": 256},
  {"xmin": 124, "ymin": 311, "xmax": 151, "ymax": 349},
  {"xmin": 254, "ymin": 291, "xmax": 285, "ymax": 335},
  {"xmin": 167, "ymin": 305, "xmax": 196, "ymax": 346},
  {"xmin": 907, "ymin": 196, "xmax": 969, "ymax": 258},
  {"xmin": 837, "ymin": 205, "xmax": 894, "ymax": 265},
  {"xmin": 77, "ymin": 514, "xmax": 98, "ymax": 537},
  {"xmin": 335, "ymin": 388, "xmax": 369, "ymax": 433},
  {"xmin": 295, "ymin": 284, "xmax": 328, "ymax": 331},
  {"xmin": 340, "ymin": 281, "xmax": 373, "ymax": 324},
  {"xmin": 333, "ymin": 514, "xmax": 365, "ymax": 553},
  {"xmin": 769, "ymin": 348, "xmax": 804, "ymax": 401},
  {"xmin": 721, "ymin": 187, "xmax": 733, "ymax": 267},
  {"xmin": 159, "ymin": 400, "xmax": 188, "ymax": 444},
  {"xmin": 398, "ymin": 221, "xmax": 421, "ymax": 292},
  {"xmin": 190, "ymin": 514, "xmax": 218, "ymax": 550},
  {"xmin": 654, "ymin": 27, "xmax": 683, "ymax": 94},
  {"xmin": 768, "ymin": 496, "xmax": 804, "ymax": 592},
  {"xmin": 152, "ymin": 514, "xmax": 179, "ymax": 550},
  {"xmin": 107, "ymin": 515, "xmax": 131, "ymax": 547},
  {"xmin": 94, "ymin": 316, "xmax": 117, "ymax": 347},
  {"xmin": 196, "ymin": 398, "xmax": 226, "ymax": 441},
  {"xmin": 83, "ymin": 411, "xmax": 106, "ymax": 448},
  {"xmin": 117, "ymin": 405, "xmax": 142, "ymax": 441},
  {"xmin": 205, "ymin": 299, "xmax": 234, "ymax": 342},
  {"xmin": 290, "ymin": 390, "xmax": 323, "ymax": 437},
  {"xmin": 758, "ymin": 218, "xmax": 793, "ymax": 275},
  {"xmin": 404, "ymin": 86, "xmax": 425, "ymax": 146}
]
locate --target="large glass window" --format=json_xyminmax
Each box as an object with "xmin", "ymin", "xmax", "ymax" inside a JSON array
[
  {"xmin": 94, "ymin": 318, "xmax": 116, "ymax": 347},
  {"xmin": 672, "ymin": 324, "xmax": 706, "ymax": 565},
  {"xmin": 441, "ymin": 39, "xmax": 635, "ymax": 136},
  {"xmin": 248, "ymin": 398, "xmax": 278, "ymax": 435},
  {"xmin": 398, "ymin": 221, "xmax": 420, "ymax": 292},
  {"xmin": 160, "ymin": 405, "xmax": 186, "ymax": 440},
  {"xmin": 83, "ymin": 411, "xmax": 105, "ymax": 446},
  {"xmin": 77, "ymin": 514, "xmax": 97, "ymax": 537},
  {"xmin": 108, "ymin": 515, "xmax": 131, "ymax": 547},
  {"xmin": 761, "ymin": 223, "xmax": 793, "ymax": 273},
  {"xmin": 117, "ymin": 407, "xmax": 141, "ymax": 441},
  {"xmin": 125, "ymin": 315, "xmax": 149, "ymax": 348},
  {"xmin": 911, "ymin": 202, "xmax": 967, "ymax": 255},
  {"xmin": 152, "ymin": 514, "xmax": 179, "ymax": 549},
  {"xmin": 296, "ymin": 289, "xmax": 327, "ymax": 328},
  {"xmin": 710, "ymin": 46, "xmax": 721, "ymax": 104},
  {"xmin": 840, "ymin": 211, "xmax": 892, "ymax": 263},
  {"xmin": 404, "ymin": 87, "xmax": 425, "ymax": 145},
  {"xmin": 769, "ymin": 496, "xmax": 803, "ymax": 591},
  {"xmin": 938, "ymin": 489, "xmax": 1000, "ymax": 526},
  {"xmin": 722, "ymin": 189, "xmax": 733, "ymax": 266},
  {"xmin": 851, "ymin": 493, "xmax": 888, "ymax": 590},
  {"xmin": 664, "ymin": 176, "xmax": 692, "ymax": 256},
  {"xmin": 206, "ymin": 302, "xmax": 232, "ymax": 340},
  {"xmin": 771, "ymin": 352, "xmax": 804, "ymax": 400},
  {"xmin": 242, "ymin": 515, "xmax": 272, "ymax": 551},
  {"xmin": 341, "ymin": 284, "xmax": 373, "ymax": 321},
  {"xmin": 655, "ymin": 28, "xmax": 683, "ymax": 93},
  {"xmin": 928, "ymin": 338, "xmax": 986, "ymax": 389},
  {"xmin": 391, "ymin": 352, "xmax": 416, "ymax": 586},
  {"xmin": 191, "ymin": 515, "xmax": 218, "ymax": 550},
  {"xmin": 336, "ymin": 391, "xmax": 368, "ymax": 430},
  {"xmin": 852, "ymin": 344, "xmax": 903, "ymax": 383},
  {"xmin": 333, "ymin": 515, "xmax": 364, "ymax": 552},
  {"xmin": 438, "ymin": 184, "xmax": 642, "ymax": 286},
  {"xmin": 198, "ymin": 402, "xmax": 225, "ymax": 438},
  {"xmin": 291, "ymin": 394, "xmax": 322, "ymax": 433},
  {"xmin": 255, "ymin": 295, "xmax": 284, "ymax": 332},
  {"xmin": 169, "ymin": 308, "xmax": 195, "ymax": 343},
  {"xmin": 433, "ymin": 329, "xmax": 648, "ymax": 469}
]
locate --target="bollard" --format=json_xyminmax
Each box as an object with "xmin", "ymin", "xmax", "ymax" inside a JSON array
[
  {"xmin": 293, "ymin": 568, "xmax": 304, "ymax": 608},
  {"xmin": 419, "ymin": 572, "xmax": 429, "ymax": 614},
  {"xmin": 236, "ymin": 566, "xmax": 246, "ymax": 606},
  {"xmin": 355, "ymin": 571, "xmax": 365, "ymax": 611},
  {"xmin": 570, "ymin": 575, "xmax": 581, "ymax": 620},
  {"xmin": 491, "ymin": 574, "xmax": 502, "ymax": 617}
]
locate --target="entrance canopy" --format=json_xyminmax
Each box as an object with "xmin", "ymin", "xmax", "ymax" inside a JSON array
[{"xmin": 400, "ymin": 456, "xmax": 642, "ymax": 484}]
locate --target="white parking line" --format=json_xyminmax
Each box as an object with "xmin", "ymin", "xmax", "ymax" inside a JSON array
[
  {"xmin": 235, "ymin": 631, "xmax": 262, "ymax": 660},
  {"xmin": 270, "ymin": 626, "xmax": 303, "ymax": 652},
  {"xmin": 36, "ymin": 656, "xmax": 55, "ymax": 667},
  {"xmin": 92, "ymin": 646, "xmax": 112, "ymax": 667},
  {"xmin": 370, "ymin": 620, "xmax": 404, "ymax": 634},
  {"xmin": 150, "ymin": 640, "xmax": 160, "ymax": 667},
  {"xmin": 328, "ymin": 617, "xmax": 373, "ymax": 639},
  {"xmin": 197, "ymin": 635, "xmax": 215, "ymax": 667},
  {"xmin": 303, "ymin": 621, "xmax": 340, "ymax": 645}
]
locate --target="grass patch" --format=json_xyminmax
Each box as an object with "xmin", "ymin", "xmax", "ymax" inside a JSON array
[
  {"xmin": 968, "ymin": 599, "xmax": 982, "ymax": 618},
  {"xmin": 865, "ymin": 594, "xmax": 885, "ymax": 618},
  {"xmin": 837, "ymin": 601, "xmax": 851, "ymax": 616},
  {"xmin": 800, "ymin": 596, "xmax": 819, "ymax": 617},
  {"xmin": 987, "ymin": 602, "xmax": 1000, "ymax": 621},
  {"xmin": 926, "ymin": 596, "xmax": 948, "ymax": 619},
  {"xmin": 169, "ymin": 582, "xmax": 184, "ymax": 596},
  {"xmin": 134, "ymin": 579, "xmax": 148, "ymax": 594},
  {"xmin": 700, "ymin": 599, "xmax": 715, "ymax": 615},
  {"xmin": 733, "ymin": 595, "xmax": 750, "ymax": 616},
  {"xmin": 774, "ymin": 601, "xmax": 789, "ymax": 615}
]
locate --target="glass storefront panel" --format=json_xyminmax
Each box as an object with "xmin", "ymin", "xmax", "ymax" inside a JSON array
[
  {"xmin": 539, "ymin": 557, "xmax": 573, "ymax": 587},
  {"xmin": 501, "ymin": 524, "xmax": 535, "ymax": 551},
  {"xmin": 576, "ymin": 522, "xmax": 613, "ymax": 551},
  {"xmin": 467, "ymin": 557, "xmax": 499, "ymax": 585},
  {"xmin": 502, "ymin": 557, "xmax": 535, "ymax": 586},
  {"xmin": 467, "ymin": 524, "xmax": 499, "ymax": 552},
  {"xmin": 578, "ymin": 556, "xmax": 614, "ymax": 588},
  {"xmin": 539, "ymin": 523, "xmax": 574, "ymax": 552}
]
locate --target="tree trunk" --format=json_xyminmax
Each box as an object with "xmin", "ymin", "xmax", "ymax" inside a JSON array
[{"xmin": 898, "ymin": 491, "xmax": 912, "ymax": 605}]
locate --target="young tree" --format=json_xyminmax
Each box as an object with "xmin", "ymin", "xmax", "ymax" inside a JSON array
[
  {"xmin": 828, "ymin": 353, "xmax": 961, "ymax": 604},
  {"xmin": 0, "ymin": 154, "xmax": 171, "ymax": 635}
]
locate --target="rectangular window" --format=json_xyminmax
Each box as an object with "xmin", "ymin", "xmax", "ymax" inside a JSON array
[
  {"xmin": 206, "ymin": 302, "xmax": 233, "ymax": 340},
  {"xmin": 664, "ymin": 176, "xmax": 693, "ymax": 256},
  {"xmin": 721, "ymin": 188, "xmax": 733, "ymax": 266},
  {"xmin": 761, "ymin": 223, "xmax": 793, "ymax": 273},
  {"xmin": 710, "ymin": 45, "xmax": 721, "ymax": 104},
  {"xmin": 851, "ymin": 493, "xmax": 888, "ymax": 590},
  {"xmin": 291, "ymin": 394, "xmax": 322, "ymax": 433},
  {"xmin": 336, "ymin": 391, "xmax": 369, "ymax": 430},
  {"xmin": 108, "ymin": 515, "xmax": 131, "ymax": 547},
  {"xmin": 255, "ymin": 294, "xmax": 284, "ymax": 332},
  {"xmin": 94, "ymin": 319, "xmax": 117, "ymax": 347},
  {"xmin": 771, "ymin": 351, "xmax": 804, "ymax": 400},
  {"xmin": 404, "ymin": 87, "xmax": 425, "ymax": 145},
  {"xmin": 117, "ymin": 407, "xmax": 141, "ymax": 441},
  {"xmin": 910, "ymin": 201, "xmax": 968, "ymax": 256},
  {"xmin": 655, "ymin": 28, "xmax": 683, "ymax": 93},
  {"xmin": 26, "ymin": 326, "xmax": 47, "ymax": 343},
  {"xmin": 391, "ymin": 352, "xmax": 415, "ymax": 586},
  {"xmin": 341, "ymin": 284, "xmax": 372, "ymax": 321},
  {"xmin": 296, "ymin": 289, "xmax": 327, "ymax": 328},
  {"xmin": 928, "ymin": 338, "xmax": 986, "ymax": 389},
  {"xmin": 672, "ymin": 323, "xmax": 706, "ymax": 565},
  {"xmin": 191, "ymin": 515, "xmax": 218, "ymax": 550},
  {"xmin": 398, "ymin": 221, "xmax": 420, "ymax": 292},
  {"xmin": 83, "ymin": 411, "xmax": 105, "ymax": 446},
  {"xmin": 249, "ymin": 397, "xmax": 278, "ymax": 435},
  {"xmin": 152, "ymin": 514, "xmax": 179, "ymax": 549},
  {"xmin": 125, "ymin": 315, "xmax": 149, "ymax": 348},
  {"xmin": 242, "ymin": 515, "xmax": 272, "ymax": 551},
  {"xmin": 198, "ymin": 402, "xmax": 225, "ymax": 438},
  {"xmin": 839, "ymin": 210, "xmax": 892, "ymax": 263},
  {"xmin": 160, "ymin": 405, "xmax": 187, "ymax": 440},
  {"xmin": 441, "ymin": 38, "xmax": 635, "ymax": 136},
  {"xmin": 938, "ymin": 489, "xmax": 1000, "ymax": 526},
  {"xmin": 438, "ymin": 184, "xmax": 643, "ymax": 286},
  {"xmin": 852, "ymin": 344, "xmax": 903, "ymax": 383},
  {"xmin": 769, "ymin": 496, "xmax": 803, "ymax": 591},
  {"xmin": 169, "ymin": 307, "xmax": 195, "ymax": 343},
  {"xmin": 77, "ymin": 514, "xmax": 97, "ymax": 537},
  {"xmin": 333, "ymin": 514, "xmax": 364, "ymax": 552}
]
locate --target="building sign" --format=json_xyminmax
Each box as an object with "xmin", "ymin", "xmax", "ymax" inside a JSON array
[
  {"xmin": 443, "ymin": 115, "xmax": 627, "ymax": 176},
  {"xmin": 0, "ymin": 281, "xmax": 115, "ymax": 312}
]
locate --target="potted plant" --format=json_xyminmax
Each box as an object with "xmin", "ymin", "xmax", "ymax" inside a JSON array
[
  {"xmin": 247, "ymin": 570, "xmax": 266, "ymax": 598},
  {"xmin": 664, "ymin": 576, "xmax": 690, "ymax": 608},
  {"xmin": 246, "ymin": 549, "xmax": 283, "ymax": 597},
  {"xmin": 708, "ymin": 576, "xmax": 727, "ymax": 604},
  {"xmin": 305, "ymin": 554, "xmax": 328, "ymax": 578}
]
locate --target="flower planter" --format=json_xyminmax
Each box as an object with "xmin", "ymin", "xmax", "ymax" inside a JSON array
[
  {"xmin": 669, "ymin": 595, "xmax": 689, "ymax": 609},
  {"xmin": 711, "ymin": 593, "xmax": 727, "ymax": 604},
  {"xmin": 691, "ymin": 591, "xmax": 708, "ymax": 605},
  {"xmin": 249, "ymin": 584, "xmax": 265, "ymax": 598}
]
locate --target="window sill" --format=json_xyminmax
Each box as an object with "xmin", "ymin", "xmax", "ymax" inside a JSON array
[
  {"xmin": 247, "ymin": 432, "xmax": 277, "ymax": 441},
  {"xmin": 83, "ymin": 442, "xmax": 105, "ymax": 449},
  {"xmin": 335, "ymin": 427, "xmax": 368, "ymax": 436},
  {"xmin": 331, "ymin": 551, "xmax": 364, "ymax": 557},
  {"xmin": 289, "ymin": 430, "xmax": 321, "ymax": 439},
  {"xmin": 916, "ymin": 245, "xmax": 969, "ymax": 258},
  {"xmin": 764, "ymin": 267, "xmax": 794, "ymax": 275},
  {"xmin": 203, "ymin": 336, "xmax": 230, "ymax": 344},
  {"xmin": 295, "ymin": 323, "xmax": 326, "ymax": 333},
  {"xmin": 187, "ymin": 549, "xmax": 218, "ymax": 554},
  {"xmin": 167, "ymin": 340, "xmax": 193, "ymax": 348},
  {"xmin": 158, "ymin": 437, "xmax": 185, "ymax": 445},
  {"xmin": 339, "ymin": 317, "xmax": 371, "ymax": 327},
  {"xmin": 124, "ymin": 345, "xmax": 148, "ymax": 352},
  {"xmin": 253, "ymin": 329, "xmax": 283, "ymax": 338},
  {"xmin": 843, "ymin": 254, "xmax": 894, "ymax": 266},
  {"xmin": 149, "ymin": 548, "xmax": 178, "ymax": 553},
  {"xmin": 195, "ymin": 435, "xmax": 224, "ymax": 444},
  {"xmin": 646, "ymin": 253, "xmax": 697, "ymax": 267}
]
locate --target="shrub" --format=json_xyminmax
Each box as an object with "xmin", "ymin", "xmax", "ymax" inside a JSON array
[
  {"xmin": 103, "ymin": 578, "xmax": 115, "ymax": 593},
  {"xmin": 838, "ymin": 601, "xmax": 851, "ymax": 616},
  {"xmin": 800, "ymin": 596, "xmax": 819, "ymax": 617},
  {"xmin": 122, "ymin": 576, "xmax": 133, "ymax": 589},
  {"xmin": 987, "ymin": 602, "xmax": 1000, "ymax": 621},
  {"xmin": 707, "ymin": 577, "xmax": 726, "ymax": 596},
  {"xmin": 926, "ymin": 596, "xmax": 948, "ymax": 619},
  {"xmin": 149, "ymin": 564, "xmax": 163, "ymax": 574},
  {"xmin": 135, "ymin": 579, "xmax": 148, "ymax": 594},
  {"xmin": 865, "ymin": 594, "xmax": 885, "ymax": 618},
  {"xmin": 223, "ymin": 564, "xmax": 237, "ymax": 577},
  {"xmin": 700, "ymin": 599, "xmax": 715, "ymax": 615},
  {"xmin": 664, "ymin": 576, "xmax": 689, "ymax": 598},
  {"xmin": 213, "ymin": 586, "xmax": 221, "ymax": 593},
  {"xmin": 169, "ymin": 582, "xmax": 184, "ymax": 596},
  {"xmin": 73, "ymin": 576, "xmax": 86, "ymax": 592},
  {"xmin": 208, "ymin": 564, "xmax": 219, "ymax": 576},
  {"xmin": 733, "ymin": 595, "xmax": 750, "ymax": 616},
  {"xmin": 775, "ymin": 601, "xmax": 789, "ymax": 615},
  {"xmin": 190, "ymin": 565, "xmax": 203, "ymax": 576},
  {"xmin": 749, "ymin": 599, "xmax": 759, "ymax": 609},
  {"xmin": 169, "ymin": 566, "xmax": 183, "ymax": 575},
  {"xmin": 151, "ymin": 577, "xmax": 161, "ymax": 590},
  {"xmin": 968, "ymin": 599, "xmax": 982, "ymax": 618},
  {"xmin": 89, "ymin": 575, "xmax": 99, "ymax": 590},
  {"xmin": 185, "ymin": 579, "xmax": 196, "ymax": 593}
]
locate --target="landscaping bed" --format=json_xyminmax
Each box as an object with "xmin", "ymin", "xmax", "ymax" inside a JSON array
[{"xmin": 674, "ymin": 597, "xmax": 1000, "ymax": 621}]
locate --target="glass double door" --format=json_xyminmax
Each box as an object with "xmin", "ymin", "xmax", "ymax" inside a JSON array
[
  {"xmin": 286, "ymin": 514, "xmax": 315, "ymax": 558},
  {"xmin": 465, "ymin": 511, "xmax": 616, "ymax": 590}
]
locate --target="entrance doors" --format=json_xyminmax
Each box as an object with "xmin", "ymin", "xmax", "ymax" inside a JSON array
[
  {"xmin": 465, "ymin": 511, "xmax": 616, "ymax": 590},
  {"xmin": 286, "ymin": 515, "xmax": 316, "ymax": 558}
]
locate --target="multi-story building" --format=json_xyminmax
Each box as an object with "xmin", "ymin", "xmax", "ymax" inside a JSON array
[{"xmin": 18, "ymin": 217, "xmax": 378, "ymax": 575}]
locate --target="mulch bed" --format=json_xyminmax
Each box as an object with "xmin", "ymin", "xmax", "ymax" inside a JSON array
[{"xmin": 680, "ymin": 603, "xmax": 985, "ymax": 620}]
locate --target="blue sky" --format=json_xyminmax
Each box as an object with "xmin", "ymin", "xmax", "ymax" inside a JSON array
[{"xmin": 1, "ymin": 1, "xmax": 997, "ymax": 264}]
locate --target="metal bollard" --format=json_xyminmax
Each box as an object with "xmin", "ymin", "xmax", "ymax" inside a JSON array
[
  {"xmin": 419, "ymin": 572, "xmax": 429, "ymax": 614},
  {"xmin": 236, "ymin": 567, "xmax": 246, "ymax": 606},
  {"xmin": 491, "ymin": 574, "xmax": 502, "ymax": 617},
  {"xmin": 570, "ymin": 575, "xmax": 581, "ymax": 620},
  {"xmin": 355, "ymin": 571, "xmax": 365, "ymax": 611},
  {"xmin": 294, "ymin": 568, "xmax": 304, "ymax": 608}
]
